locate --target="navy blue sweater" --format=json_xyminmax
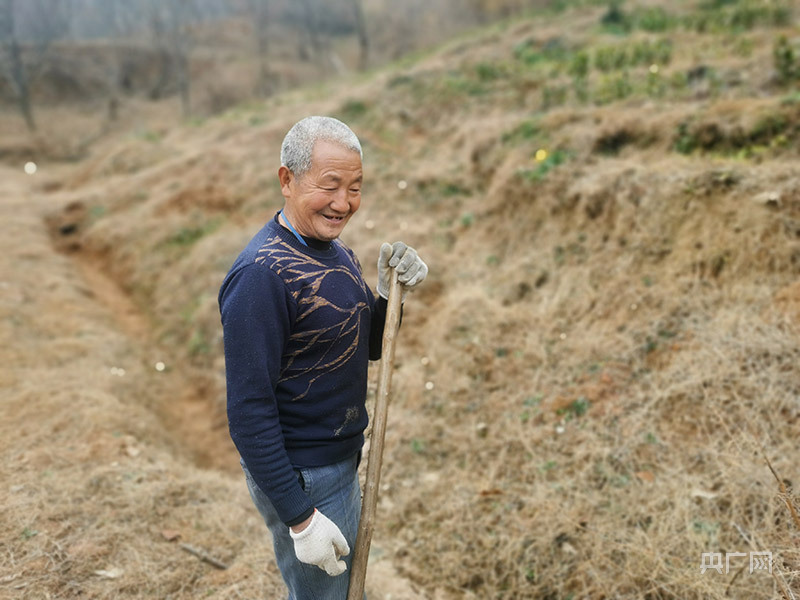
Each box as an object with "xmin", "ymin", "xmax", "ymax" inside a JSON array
[{"xmin": 219, "ymin": 215, "xmax": 386, "ymax": 526}]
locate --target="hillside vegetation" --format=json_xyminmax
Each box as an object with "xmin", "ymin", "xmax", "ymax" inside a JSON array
[{"xmin": 4, "ymin": 0, "xmax": 800, "ymax": 598}]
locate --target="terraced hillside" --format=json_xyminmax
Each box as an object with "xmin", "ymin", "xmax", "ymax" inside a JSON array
[{"xmin": 3, "ymin": 1, "xmax": 800, "ymax": 598}]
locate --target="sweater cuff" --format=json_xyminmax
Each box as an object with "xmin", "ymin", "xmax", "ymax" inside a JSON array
[
  {"xmin": 273, "ymin": 482, "xmax": 315, "ymax": 526},
  {"xmin": 286, "ymin": 505, "xmax": 315, "ymax": 528}
]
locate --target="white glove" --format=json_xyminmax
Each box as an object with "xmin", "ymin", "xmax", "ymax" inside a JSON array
[
  {"xmin": 289, "ymin": 509, "xmax": 350, "ymax": 576},
  {"xmin": 377, "ymin": 241, "xmax": 428, "ymax": 300}
]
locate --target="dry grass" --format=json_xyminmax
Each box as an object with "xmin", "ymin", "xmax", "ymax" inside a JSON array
[{"xmin": 3, "ymin": 1, "xmax": 800, "ymax": 598}]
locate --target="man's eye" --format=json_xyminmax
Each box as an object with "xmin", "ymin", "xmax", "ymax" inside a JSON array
[{"xmin": 350, "ymin": 188, "xmax": 361, "ymax": 193}]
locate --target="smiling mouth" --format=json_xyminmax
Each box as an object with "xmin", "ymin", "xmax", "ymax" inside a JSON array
[{"xmin": 323, "ymin": 214, "xmax": 346, "ymax": 224}]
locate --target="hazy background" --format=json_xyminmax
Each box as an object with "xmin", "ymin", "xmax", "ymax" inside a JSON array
[{"xmin": 0, "ymin": 0, "xmax": 535, "ymax": 128}]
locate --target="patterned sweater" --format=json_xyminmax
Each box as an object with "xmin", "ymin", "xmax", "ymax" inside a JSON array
[{"xmin": 219, "ymin": 215, "xmax": 386, "ymax": 526}]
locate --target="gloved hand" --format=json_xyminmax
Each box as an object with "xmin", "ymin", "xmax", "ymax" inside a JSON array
[
  {"xmin": 377, "ymin": 241, "xmax": 428, "ymax": 300},
  {"xmin": 289, "ymin": 509, "xmax": 350, "ymax": 576}
]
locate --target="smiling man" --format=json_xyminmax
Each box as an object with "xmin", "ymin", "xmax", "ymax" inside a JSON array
[{"xmin": 218, "ymin": 116, "xmax": 427, "ymax": 599}]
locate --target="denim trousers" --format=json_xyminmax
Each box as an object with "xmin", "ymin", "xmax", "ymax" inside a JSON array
[{"xmin": 242, "ymin": 453, "xmax": 366, "ymax": 600}]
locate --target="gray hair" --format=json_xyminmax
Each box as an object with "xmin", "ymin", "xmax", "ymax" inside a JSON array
[{"xmin": 280, "ymin": 116, "xmax": 362, "ymax": 177}]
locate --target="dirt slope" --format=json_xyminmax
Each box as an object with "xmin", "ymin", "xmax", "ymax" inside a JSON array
[
  {"xmin": 4, "ymin": 1, "xmax": 800, "ymax": 598},
  {"xmin": 0, "ymin": 165, "xmax": 421, "ymax": 598}
]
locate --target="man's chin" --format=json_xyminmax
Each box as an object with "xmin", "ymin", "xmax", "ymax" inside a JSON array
[{"xmin": 317, "ymin": 218, "xmax": 348, "ymax": 240}]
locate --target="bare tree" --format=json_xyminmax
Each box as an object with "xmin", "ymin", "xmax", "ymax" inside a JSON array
[
  {"xmin": 351, "ymin": 0, "xmax": 368, "ymax": 71},
  {"xmin": 296, "ymin": 0, "xmax": 322, "ymax": 64},
  {"xmin": 147, "ymin": 0, "xmax": 172, "ymax": 101},
  {"xmin": 167, "ymin": 0, "xmax": 193, "ymax": 117},
  {"xmin": 0, "ymin": 0, "xmax": 37, "ymax": 131},
  {"xmin": 147, "ymin": 0, "xmax": 193, "ymax": 116},
  {"xmin": 296, "ymin": 0, "xmax": 347, "ymax": 74},
  {"xmin": 248, "ymin": 0, "xmax": 275, "ymax": 97},
  {"xmin": 102, "ymin": 0, "xmax": 126, "ymax": 121}
]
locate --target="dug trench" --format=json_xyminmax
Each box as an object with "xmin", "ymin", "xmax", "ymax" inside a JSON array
[{"xmin": 45, "ymin": 198, "xmax": 239, "ymax": 475}]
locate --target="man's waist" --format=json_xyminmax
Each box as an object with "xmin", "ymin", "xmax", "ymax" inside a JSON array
[{"xmin": 285, "ymin": 433, "xmax": 364, "ymax": 469}]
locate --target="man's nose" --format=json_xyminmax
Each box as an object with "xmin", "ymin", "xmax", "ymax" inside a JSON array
[{"xmin": 330, "ymin": 190, "xmax": 349, "ymax": 211}]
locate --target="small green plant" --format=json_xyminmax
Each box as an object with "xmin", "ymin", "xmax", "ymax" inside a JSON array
[
  {"xmin": 594, "ymin": 72, "xmax": 633, "ymax": 104},
  {"xmin": 688, "ymin": 1, "xmax": 792, "ymax": 33},
  {"xmin": 501, "ymin": 119, "xmax": 541, "ymax": 144},
  {"xmin": 568, "ymin": 51, "xmax": 590, "ymax": 79},
  {"xmin": 188, "ymin": 329, "xmax": 210, "ymax": 355},
  {"xmin": 631, "ymin": 39, "xmax": 673, "ymax": 67},
  {"xmin": 554, "ymin": 245, "xmax": 566, "ymax": 265},
  {"xmin": 524, "ymin": 395, "xmax": 543, "ymax": 407},
  {"xmin": 781, "ymin": 90, "xmax": 800, "ymax": 105},
  {"xmin": 165, "ymin": 219, "xmax": 221, "ymax": 248},
  {"xmin": 702, "ymin": 0, "xmax": 739, "ymax": 8},
  {"xmin": 595, "ymin": 45, "xmax": 629, "ymax": 72},
  {"xmin": 774, "ymin": 36, "xmax": 798, "ymax": 85},
  {"xmin": 750, "ymin": 112, "xmax": 789, "ymax": 144},
  {"xmin": 21, "ymin": 527, "xmax": 38, "ymax": 540},
  {"xmin": 475, "ymin": 61, "xmax": 504, "ymax": 82},
  {"xmin": 674, "ymin": 121, "xmax": 697, "ymax": 154},
  {"xmin": 338, "ymin": 99, "xmax": 369, "ymax": 121},
  {"xmin": 180, "ymin": 294, "xmax": 206, "ymax": 324},
  {"xmin": 601, "ymin": 1, "xmax": 632, "ymax": 35},
  {"xmin": 387, "ymin": 74, "xmax": 414, "ymax": 88},
  {"xmin": 517, "ymin": 149, "xmax": 570, "ymax": 181},
  {"xmin": 568, "ymin": 51, "xmax": 591, "ymax": 102},
  {"xmin": 633, "ymin": 6, "xmax": 674, "ymax": 32},
  {"xmin": 558, "ymin": 397, "xmax": 591, "ymax": 419},
  {"xmin": 668, "ymin": 71, "xmax": 689, "ymax": 94},
  {"xmin": 646, "ymin": 70, "xmax": 666, "ymax": 98},
  {"xmin": 137, "ymin": 129, "xmax": 162, "ymax": 143},
  {"xmin": 541, "ymin": 85, "xmax": 569, "ymax": 110},
  {"xmin": 514, "ymin": 38, "xmax": 568, "ymax": 66},
  {"xmin": 441, "ymin": 182, "xmax": 470, "ymax": 196},
  {"xmin": 733, "ymin": 36, "xmax": 754, "ymax": 58},
  {"xmin": 441, "ymin": 73, "xmax": 486, "ymax": 97},
  {"xmin": 692, "ymin": 520, "xmax": 720, "ymax": 537}
]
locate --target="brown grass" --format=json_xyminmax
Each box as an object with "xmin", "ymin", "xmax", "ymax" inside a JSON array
[{"xmin": 3, "ymin": 1, "xmax": 800, "ymax": 598}]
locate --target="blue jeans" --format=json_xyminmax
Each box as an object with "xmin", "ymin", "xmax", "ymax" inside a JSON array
[{"xmin": 242, "ymin": 453, "xmax": 365, "ymax": 600}]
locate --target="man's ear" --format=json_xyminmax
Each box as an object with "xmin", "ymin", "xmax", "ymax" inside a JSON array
[{"xmin": 278, "ymin": 166, "xmax": 293, "ymax": 198}]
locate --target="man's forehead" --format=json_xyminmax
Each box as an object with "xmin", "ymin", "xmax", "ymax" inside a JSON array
[{"xmin": 311, "ymin": 140, "xmax": 362, "ymax": 170}]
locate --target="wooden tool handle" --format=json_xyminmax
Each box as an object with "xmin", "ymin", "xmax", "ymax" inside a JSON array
[{"xmin": 347, "ymin": 269, "xmax": 403, "ymax": 600}]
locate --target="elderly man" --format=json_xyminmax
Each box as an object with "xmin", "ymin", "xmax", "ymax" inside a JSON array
[{"xmin": 219, "ymin": 116, "xmax": 427, "ymax": 599}]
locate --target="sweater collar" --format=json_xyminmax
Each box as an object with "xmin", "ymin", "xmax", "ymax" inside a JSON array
[{"xmin": 270, "ymin": 213, "xmax": 338, "ymax": 257}]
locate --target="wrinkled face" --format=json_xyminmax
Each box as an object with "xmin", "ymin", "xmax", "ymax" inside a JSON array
[{"xmin": 278, "ymin": 140, "xmax": 363, "ymax": 242}]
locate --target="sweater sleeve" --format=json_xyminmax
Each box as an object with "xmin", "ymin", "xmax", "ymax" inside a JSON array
[{"xmin": 219, "ymin": 263, "xmax": 314, "ymax": 526}]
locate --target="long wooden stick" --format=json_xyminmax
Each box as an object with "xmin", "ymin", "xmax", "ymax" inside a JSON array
[{"xmin": 347, "ymin": 270, "xmax": 403, "ymax": 600}]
